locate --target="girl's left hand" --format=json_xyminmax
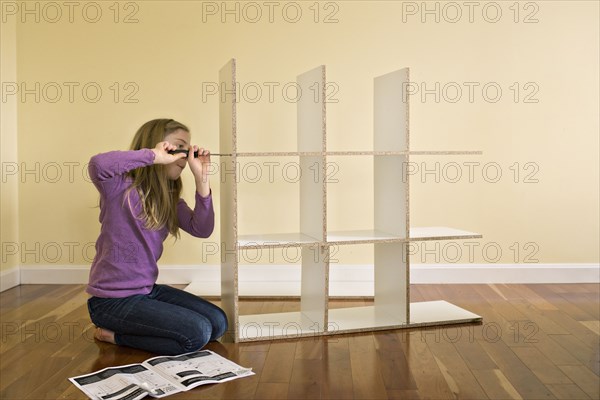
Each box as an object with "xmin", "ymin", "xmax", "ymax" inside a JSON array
[{"xmin": 188, "ymin": 145, "xmax": 211, "ymax": 180}]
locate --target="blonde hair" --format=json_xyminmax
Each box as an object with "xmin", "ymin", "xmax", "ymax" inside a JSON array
[{"xmin": 125, "ymin": 118, "xmax": 189, "ymax": 239}]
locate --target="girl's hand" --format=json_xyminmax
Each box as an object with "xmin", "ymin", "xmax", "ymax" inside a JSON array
[
  {"xmin": 189, "ymin": 145, "xmax": 211, "ymax": 197},
  {"xmin": 151, "ymin": 141, "xmax": 187, "ymax": 164},
  {"xmin": 188, "ymin": 145, "xmax": 211, "ymax": 180}
]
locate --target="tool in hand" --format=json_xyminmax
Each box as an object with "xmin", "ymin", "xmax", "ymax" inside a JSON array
[{"xmin": 168, "ymin": 149, "xmax": 232, "ymax": 157}]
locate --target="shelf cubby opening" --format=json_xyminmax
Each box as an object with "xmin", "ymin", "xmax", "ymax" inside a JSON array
[
  {"xmin": 237, "ymin": 245, "xmax": 329, "ymax": 342},
  {"xmin": 327, "ymin": 243, "xmax": 409, "ymax": 334}
]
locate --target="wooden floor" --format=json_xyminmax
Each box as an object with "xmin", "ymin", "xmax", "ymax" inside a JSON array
[{"xmin": 1, "ymin": 284, "xmax": 598, "ymax": 399}]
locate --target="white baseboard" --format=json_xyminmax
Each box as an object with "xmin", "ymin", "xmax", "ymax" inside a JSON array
[
  {"xmin": 0, "ymin": 267, "xmax": 20, "ymax": 292},
  {"xmin": 3, "ymin": 263, "xmax": 599, "ymax": 295}
]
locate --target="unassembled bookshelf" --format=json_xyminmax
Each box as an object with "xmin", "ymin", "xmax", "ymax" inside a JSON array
[{"xmin": 186, "ymin": 59, "xmax": 483, "ymax": 342}]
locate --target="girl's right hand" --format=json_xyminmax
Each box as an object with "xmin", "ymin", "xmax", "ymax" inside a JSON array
[{"xmin": 151, "ymin": 141, "xmax": 187, "ymax": 165}]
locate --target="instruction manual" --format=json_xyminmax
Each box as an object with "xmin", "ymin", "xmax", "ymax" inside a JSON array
[{"xmin": 68, "ymin": 349, "xmax": 254, "ymax": 400}]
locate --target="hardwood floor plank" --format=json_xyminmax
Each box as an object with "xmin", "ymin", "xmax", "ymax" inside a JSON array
[
  {"xmin": 530, "ymin": 331, "xmax": 583, "ymax": 367},
  {"xmin": 580, "ymin": 320, "xmax": 599, "ymax": 335},
  {"xmin": 528, "ymin": 285, "xmax": 596, "ymax": 321},
  {"xmin": 288, "ymin": 358, "xmax": 325, "ymax": 399},
  {"xmin": 1, "ymin": 336, "xmax": 74, "ymax": 397},
  {"xmin": 254, "ymin": 382, "xmax": 289, "ymax": 400},
  {"xmin": 281, "ymin": 300, "xmax": 301, "ymax": 313},
  {"xmin": 287, "ymin": 382, "xmax": 321, "ymax": 399},
  {"xmin": 452, "ymin": 333, "xmax": 499, "ymax": 371},
  {"xmin": 221, "ymin": 347, "xmax": 266, "ymax": 400},
  {"xmin": 548, "ymin": 333, "xmax": 600, "ymax": 376},
  {"xmin": 348, "ymin": 334, "xmax": 388, "ymax": 399},
  {"xmin": 294, "ymin": 336, "xmax": 323, "ymax": 360},
  {"xmin": 552, "ymin": 284, "xmax": 592, "ymax": 293},
  {"xmin": 0, "ymin": 285, "xmax": 60, "ymax": 311},
  {"xmin": 2, "ymin": 356, "xmax": 73, "ymax": 399},
  {"xmin": 511, "ymin": 302, "xmax": 571, "ymax": 336},
  {"xmin": 541, "ymin": 309, "xmax": 599, "ymax": 349},
  {"xmin": 403, "ymin": 332, "xmax": 455, "ymax": 399},
  {"xmin": 511, "ymin": 347, "xmax": 572, "ymax": 384},
  {"xmin": 546, "ymin": 383, "xmax": 591, "ymax": 400},
  {"xmin": 259, "ymin": 340, "xmax": 297, "ymax": 383},
  {"xmin": 510, "ymin": 284, "xmax": 560, "ymax": 311},
  {"xmin": 260, "ymin": 299, "xmax": 285, "ymax": 314},
  {"xmin": 558, "ymin": 365, "xmax": 600, "ymax": 399},
  {"xmin": 413, "ymin": 284, "xmax": 445, "ymax": 302},
  {"xmin": 328, "ymin": 299, "xmax": 369, "ymax": 309},
  {"xmin": 321, "ymin": 336, "xmax": 354, "ymax": 399},
  {"xmin": 468, "ymin": 285, "xmax": 542, "ymax": 347},
  {"xmin": 477, "ymin": 338, "xmax": 555, "ymax": 399},
  {"xmin": 409, "ymin": 285, "xmax": 425, "ymax": 302},
  {"xmin": 547, "ymin": 286, "xmax": 600, "ymax": 318},
  {"xmin": 386, "ymin": 389, "xmax": 421, "ymax": 399},
  {"xmin": 290, "ymin": 358, "xmax": 324, "ymax": 384},
  {"xmin": 555, "ymin": 293, "xmax": 599, "ymax": 319},
  {"xmin": 1, "ymin": 285, "xmax": 83, "ymax": 323},
  {"xmin": 374, "ymin": 332, "xmax": 418, "ymax": 391},
  {"xmin": 471, "ymin": 369, "xmax": 523, "ymax": 400},
  {"xmin": 425, "ymin": 333, "xmax": 488, "ymax": 399}
]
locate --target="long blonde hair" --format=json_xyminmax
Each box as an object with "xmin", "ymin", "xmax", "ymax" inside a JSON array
[{"xmin": 125, "ymin": 118, "xmax": 189, "ymax": 239}]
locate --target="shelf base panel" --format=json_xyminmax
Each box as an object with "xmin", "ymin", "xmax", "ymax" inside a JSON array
[
  {"xmin": 235, "ymin": 301, "xmax": 481, "ymax": 341},
  {"xmin": 327, "ymin": 301, "xmax": 481, "ymax": 335}
]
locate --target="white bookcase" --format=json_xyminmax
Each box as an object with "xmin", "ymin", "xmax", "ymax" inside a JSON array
[{"xmin": 212, "ymin": 59, "xmax": 482, "ymax": 342}]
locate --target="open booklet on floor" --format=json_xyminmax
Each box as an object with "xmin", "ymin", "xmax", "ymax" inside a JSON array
[{"xmin": 68, "ymin": 349, "xmax": 254, "ymax": 400}]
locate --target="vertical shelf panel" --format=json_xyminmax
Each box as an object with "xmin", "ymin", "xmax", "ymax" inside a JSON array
[
  {"xmin": 300, "ymin": 155, "xmax": 325, "ymax": 242},
  {"xmin": 374, "ymin": 155, "xmax": 407, "ymax": 237},
  {"xmin": 297, "ymin": 65, "xmax": 326, "ymax": 153},
  {"xmin": 374, "ymin": 242, "xmax": 407, "ymax": 324},
  {"xmin": 219, "ymin": 58, "xmax": 239, "ymax": 342},
  {"xmin": 298, "ymin": 66, "xmax": 328, "ymax": 335},
  {"xmin": 298, "ymin": 65, "xmax": 326, "ymax": 242},
  {"xmin": 374, "ymin": 68, "xmax": 409, "ymax": 152},
  {"xmin": 374, "ymin": 67, "xmax": 410, "ymax": 324},
  {"xmin": 373, "ymin": 67, "xmax": 409, "ymax": 237},
  {"xmin": 300, "ymin": 245, "xmax": 328, "ymax": 333}
]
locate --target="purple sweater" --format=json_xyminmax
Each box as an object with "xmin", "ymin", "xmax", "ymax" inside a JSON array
[{"xmin": 86, "ymin": 149, "xmax": 214, "ymax": 298}]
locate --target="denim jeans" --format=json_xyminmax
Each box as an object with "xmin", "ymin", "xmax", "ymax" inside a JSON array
[{"xmin": 87, "ymin": 284, "xmax": 228, "ymax": 355}]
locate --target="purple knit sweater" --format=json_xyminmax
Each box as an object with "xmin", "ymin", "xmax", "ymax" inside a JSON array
[{"xmin": 86, "ymin": 149, "xmax": 214, "ymax": 298}]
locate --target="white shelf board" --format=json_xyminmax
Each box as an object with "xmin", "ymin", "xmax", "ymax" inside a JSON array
[
  {"xmin": 232, "ymin": 150, "xmax": 482, "ymax": 157},
  {"xmin": 409, "ymin": 300, "xmax": 482, "ymax": 326},
  {"xmin": 237, "ymin": 232, "xmax": 322, "ymax": 248},
  {"xmin": 409, "ymin": 226, "xmax": 482, "ymax": 241},
  {"xmin": 236, "ymin": 151, "xmax": 322, "ymax": 157},
  {"xmin": 238, "ymin": 311, "xmax": 322, "ymax": 341},
  {"xmin": 327, "ymin": 151, "xmax": 407, "ymax": 156},
  {"xmin": 236, "ymin": 228, "xmax": 480, "ymax": 248},
  {"xmin": 409, "ymin": 150, "xmax": 483, "ymax": 155},
  {"xmin": 326, "ymin": 229, "xmax": 405, "ymax": 245},
  {"xmin": 327, "ymin": 301, "xmax": 481, "ymax": 335}
]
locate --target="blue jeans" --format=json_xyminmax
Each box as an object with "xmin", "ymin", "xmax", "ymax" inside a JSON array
[{"xmin": 87, "ymin": 284, "xmax": 228, "ymax": 355}]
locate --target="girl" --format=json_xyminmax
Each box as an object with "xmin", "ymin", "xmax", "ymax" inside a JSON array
[{"xmin": 86, "ymin": 118, "xmax": 227, "ymax": 356}]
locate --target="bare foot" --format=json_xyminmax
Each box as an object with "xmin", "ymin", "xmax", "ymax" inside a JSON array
[{"xmin": 94, "ymin": 327, "xmax": 116, "ymax": 344}]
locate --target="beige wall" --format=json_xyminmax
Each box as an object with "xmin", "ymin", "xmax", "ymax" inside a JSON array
[
  {"xmin": 1, "ymin": 13, "xmax": 18, "ymax": 273},
  {"xmin": 2, "ymin": 1, "xmax": 598, "ymax": 271}
]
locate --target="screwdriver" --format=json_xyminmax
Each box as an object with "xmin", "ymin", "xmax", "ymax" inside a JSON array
[{"xmin": 168, "ymin": 149, "xmax": 232, "ymax": 157}]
